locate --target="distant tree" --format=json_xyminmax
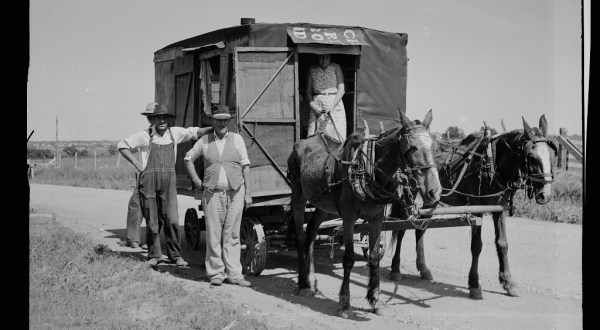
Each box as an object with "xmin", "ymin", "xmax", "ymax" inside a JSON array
[
  {"xmin": 63, "ymin": 146, "xmax": 79, "ymax": 157},
  {"xmin": 79, "ymin": 149, "xmax": 89, "ymax": 157},
  {"xmin": 446, "ymin": 126, "xmax": 464, "ymax": 139},
  {"xmin": 107, "ymin": 144, "xmax": 119, "ymax": 156},
  {"xmin": 27, "ymin": 148, "xmax": 53, "ymax": 159}
]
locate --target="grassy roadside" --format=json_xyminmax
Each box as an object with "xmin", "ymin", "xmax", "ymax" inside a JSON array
[
  {"xmin": 512, "ymin": 169, "xmax": 582, "ymax": 224},
  {"xmin": 29, "ymin": 222, "xmax": 269, "ymax": 329}
]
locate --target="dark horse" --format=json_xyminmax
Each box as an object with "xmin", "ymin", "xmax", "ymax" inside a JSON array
[
  {"xmin": 286, "ymin": 109, "xmax": 442, "ymax": 317},
  {"xmin": 387, "ymin": 115, "xmax": 557, "ymax": 299}
]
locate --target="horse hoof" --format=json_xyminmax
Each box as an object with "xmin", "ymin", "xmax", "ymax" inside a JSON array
[
  {"xmin": 372, "ymin": 305, "xmax": 388, "ymax": 316},
  {"xmin": 505, "ymin": 285, "xmax": 519, "ymax": 297},
  {"xmin": 389, "ymin": 271, "xmax": 402, "ymax": 281},
  {"xmin": 337, "ymin": 309, "xmax": 354, "ymax": 319},
  {"xmin": 469, "ymin": 287, "xmax": 483, "ymax": 300},
  {"xmin": 298, "ymin": 288, "xmax": 315, "ymax": 297},
  {"xmin": 420, "ymin": 270, "xmax": 433, "ymax": 281}
]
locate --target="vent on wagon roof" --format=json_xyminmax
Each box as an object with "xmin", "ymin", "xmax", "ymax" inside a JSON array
[{"xmin": 240, "ymin": 18, "xmax": 255, "ymax": 25}]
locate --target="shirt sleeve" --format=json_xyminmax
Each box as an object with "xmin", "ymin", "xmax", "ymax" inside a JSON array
[
  {"xmin": 173, "ymin": 127, "xmax": 200, "ymax": 144},
  {"xmin": 117, "ymin": 131, "xmax": 146, "ymax": 150},
  {"xmin": 234, "ymin": 134, "xmax": 250, "ymax": 166},
  {"xmin": 184, "ymin": 136, "xmax": 205, "ymax": 162}
]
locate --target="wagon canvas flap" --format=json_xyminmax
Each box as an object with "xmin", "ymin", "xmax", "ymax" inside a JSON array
[
  {"xmin": 355, "ymin": 30, "xmax": 408, "ymax": 131},
  {"xmin": 287, "ymin": 26, "xmax": 368, "ymax": 46}
]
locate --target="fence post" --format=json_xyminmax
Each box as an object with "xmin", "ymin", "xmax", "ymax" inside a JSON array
[
  {"xmin": 559, "ymin": 128, "xmax": 567, "ymax": 170},
  {"xmin": 94, "ymin": 150, "xmax": 97, "ymax": 169},
  {"xmin": 75, "ymin": 152, "xmax": 78, "ymax": 168},
  {"xmin": 116, "ymin": 152, "xmax": 121, "ymax": 167}
]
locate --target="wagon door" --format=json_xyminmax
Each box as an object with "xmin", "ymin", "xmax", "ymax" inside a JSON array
[
  {"xmin": 173, "ymin": 54, "xmax": 197, "ymax": 194},
  {"xmin": 234, "ymin": 47, "xmax": 298, "ymax": 205}
]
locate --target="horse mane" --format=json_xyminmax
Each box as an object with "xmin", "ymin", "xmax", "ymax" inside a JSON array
[{"xmin": 338, "ymin": 128, "xmax": 366, "ymax": 160}]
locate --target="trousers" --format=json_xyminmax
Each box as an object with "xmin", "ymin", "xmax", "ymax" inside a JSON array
[
  {"xmin": 126, "ymin": 186, "xmax": 144, "ymax": 246},
  {"xmin": 203, "ymin": 185, "xmax": 245, "ymax": 281},
  {"xmin": 139, "ymin": 142, "xmax": 182, "ymax": 260}
]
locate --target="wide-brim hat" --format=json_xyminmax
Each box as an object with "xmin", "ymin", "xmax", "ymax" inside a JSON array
[
  {"xmin": 141, "ymin": 102, "xmax": 158, "ymax": 116},
  {"xmin": 211, "ymin": 105, "xmax": 231, "ymax": 119},
  {"xmin": 146, "ymin": 104, "xmax": 175, "ymax": 118}
]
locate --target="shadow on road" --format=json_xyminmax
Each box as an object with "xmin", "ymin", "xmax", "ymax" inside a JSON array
[{"xmin": 102, "ymin": 225, "xmax": 507, "ymax": 321}]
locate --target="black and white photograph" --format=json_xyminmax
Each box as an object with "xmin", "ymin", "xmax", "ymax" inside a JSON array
[{"xmin": 27, "ymin": 0, "xmax": 585, "ymax": 328}]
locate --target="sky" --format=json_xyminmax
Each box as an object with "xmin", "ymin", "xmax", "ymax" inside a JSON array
[{"xmin": 27, "ymin": 0, "xmax": 588, "ymax": 141}]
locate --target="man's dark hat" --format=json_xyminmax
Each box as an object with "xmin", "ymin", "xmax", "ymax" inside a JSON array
[
  {"xmin": 211, "ymin": 105, "xmax": 231, "ymax": 119},
  {"xmin": 145, "ymin": 104, "xmax": 175, "ymax": 118}
]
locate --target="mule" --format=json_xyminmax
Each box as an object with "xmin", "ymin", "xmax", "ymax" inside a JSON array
[
  {"xmin": 286, "ymin": 109, "xmax": 442, "ymax": 318},
  {"xmin": 387, "ymin": 115, "xmax": 557, "ymax": 299}
]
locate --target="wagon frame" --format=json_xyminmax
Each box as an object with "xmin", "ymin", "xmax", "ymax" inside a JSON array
[{"xmin": 154, "ymin": 19, "xmax": 505, "ymax": 275}]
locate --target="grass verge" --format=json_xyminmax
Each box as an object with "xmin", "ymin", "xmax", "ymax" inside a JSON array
[
  {"xmin": 29, "ymin": 222, "xmax": 269, "ymax": 329},
  {"xmin": 28, "ymin": 159, "xmax": 582, "ymax": 224},
  {"xmin": 512, "ymin": 169, "xmax": 582, "ymax": 224}
]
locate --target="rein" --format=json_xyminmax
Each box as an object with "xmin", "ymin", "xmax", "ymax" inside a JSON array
[
  {"xmin": 497, "ymin": 134, "xmax": 555, "ymax": 185},
  {"xmin": 439, "ymin": 131, "xmax": 556, "ymax": 214},
  {"xmin": 331, "ymin": 125, "xmax": 435, "ymax": 205}
]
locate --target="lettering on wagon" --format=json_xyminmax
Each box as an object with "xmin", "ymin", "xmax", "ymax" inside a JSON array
[{"xmin": 288, "ymin": 27, "xmax": 365, "ymax": 45}]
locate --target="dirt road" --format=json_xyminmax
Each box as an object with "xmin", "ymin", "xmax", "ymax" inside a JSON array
[{"xmin": 29, "ymin": 184, "xmax": 582, "ymax": 329}]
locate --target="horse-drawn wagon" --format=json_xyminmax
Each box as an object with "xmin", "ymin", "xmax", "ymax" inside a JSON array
[{"xmin": 153, "ymin": 19, "xmax": 507, "ymax": 277}]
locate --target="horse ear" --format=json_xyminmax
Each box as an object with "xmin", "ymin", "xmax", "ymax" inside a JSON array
[
  {"xmin": 522, "ymin": 116, "xmax": 534, "ymax": 139},
  {"xmin": 422, "ymin": 109, "xmax": 433, "ymax": 129},
  {"xmin": 398, "ymin": 107, "xmax": 412, "ymax": 128},
  {"xmin": 538, "ymin": 114, "xmax": 548, "ymax": 137},
  {"xmin": 501, "ymin": 119, "xmax": 507, "ymax": 132},
  {"xmin": 363, "ymin": 119, "xmax": 370, "ymax": 137}
]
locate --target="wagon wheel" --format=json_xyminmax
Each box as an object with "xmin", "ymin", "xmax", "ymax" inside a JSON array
[
  {"xmin": 360, "ymin": 233, "xmax": 386, "ymax": 261},
  {"xmin": 240, "ymin": 217, "xmax": 267, "ymax": 276},
  {"xmin": 184, "ymin": 208, "xmax": 202, "ymax": 250}
]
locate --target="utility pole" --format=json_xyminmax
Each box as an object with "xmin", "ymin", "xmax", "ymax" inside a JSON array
[{"xmin": 55, "ymin": 116, "xmax": 60, "ymax": 168}]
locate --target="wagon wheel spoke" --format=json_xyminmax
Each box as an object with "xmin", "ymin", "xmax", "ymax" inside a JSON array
[
  {"xmin": 240, "ymin": 217, "xmax": 267, "ymax": 276},
  {"xmin": 184, "ymin": 208, "xmax": 200, "ymax": 250}
]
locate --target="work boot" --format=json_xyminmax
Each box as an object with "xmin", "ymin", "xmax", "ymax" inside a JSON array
[
  {"xmin": 127, "ymin": 242, "xmax": 140, "ymax": 249},
  {"xmin": 172, "ymin": 257, "xmax": 188, "ymax": 267},
  {"xmin": 147, "ymin": 258, "xmax": 159, "ymax": 268},
  {"xmin": 226, "ymin": 278, "xmax": 251, "ymax": 287}
]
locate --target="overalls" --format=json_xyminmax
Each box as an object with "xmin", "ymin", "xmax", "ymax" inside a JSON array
[{"xmin": 138, "ymin": 129, "xmax": 182, "ymax": 260}]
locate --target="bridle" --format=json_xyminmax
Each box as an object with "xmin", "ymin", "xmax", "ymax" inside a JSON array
[
  {"xmin": 496, "ymin": 133, "xmax": 556, "ymax": 200},
  {"xmin": 499, "ymin": 134, "xmax": 556, "ymax": 184},
  {"xmin": 347, "ymin": 124, "xmax": 437, "ymax": 206}
]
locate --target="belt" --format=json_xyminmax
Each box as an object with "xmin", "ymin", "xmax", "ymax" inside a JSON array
[
  {"xmin": 315, "ymin": 91, "xmax": 337, "ymax": 96},
  {"xmin": 208, "ymin": 188, "xmax": 231, "ymax": 193}
]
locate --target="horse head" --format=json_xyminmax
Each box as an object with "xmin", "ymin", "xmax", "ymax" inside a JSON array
[
  {"xmin": 520, "ymin": 115, "xmax": 557, "ymax": 204},
  {"xmin": 395, "ymin": 109, "xmax": 442, "ymax": 208}
]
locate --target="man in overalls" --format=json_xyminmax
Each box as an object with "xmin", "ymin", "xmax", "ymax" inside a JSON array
[
  {"xmin": 184, "ymin": 105, "xmax": 253, "ymax": 287},
  {"xmin": 118, "ymin": 104, "xmax": 213, "ymax": 267}
]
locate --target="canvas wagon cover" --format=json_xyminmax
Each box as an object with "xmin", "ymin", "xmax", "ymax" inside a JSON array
[{"xmin": 156, "ymin": 22, "xmax": 408, "ymax": 130}]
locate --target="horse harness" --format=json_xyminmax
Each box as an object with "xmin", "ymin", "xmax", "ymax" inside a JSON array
[
  {"xmin": 439, "ymin": 131, "xmax": 556, "ymax": 215},
  {"xmin": 318, "ymin": 125, "xmax": 436, "ymax": 208}
]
